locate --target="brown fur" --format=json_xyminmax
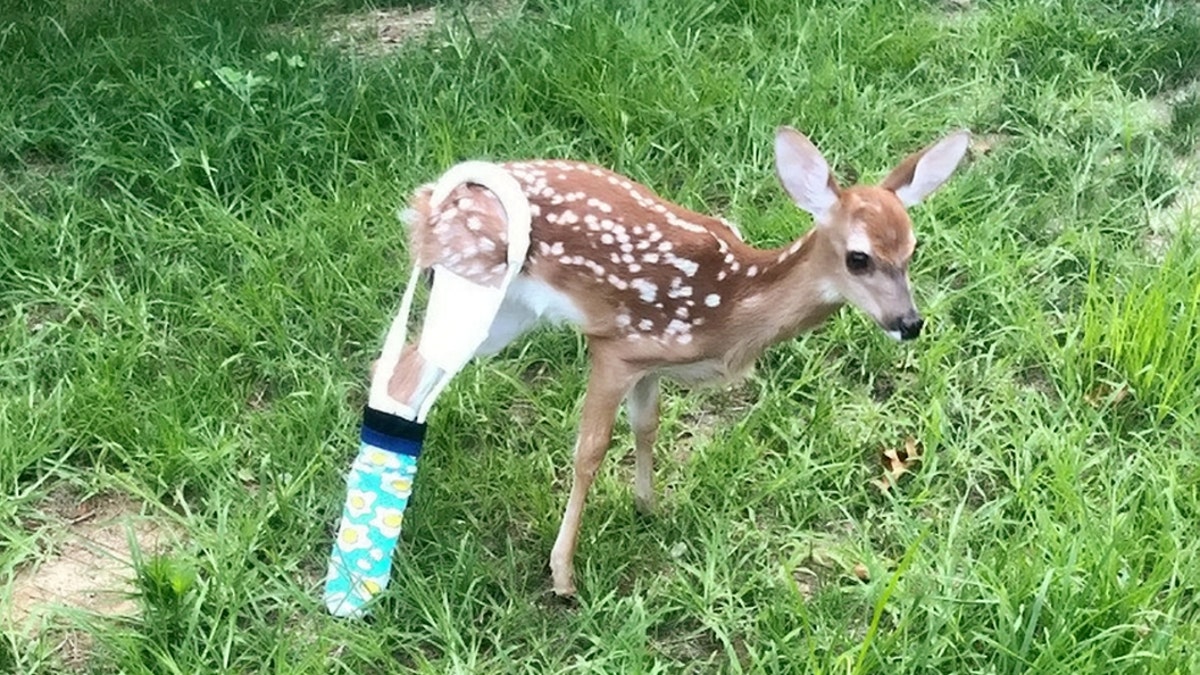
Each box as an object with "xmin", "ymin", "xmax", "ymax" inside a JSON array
[{"xmin": 837, "ymin": 186, "xmax": 915, "ymax": 267}]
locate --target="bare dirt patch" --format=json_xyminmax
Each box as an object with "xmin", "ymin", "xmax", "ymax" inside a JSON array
[
  {"xmin": 292, "ymin": 1, "xmax": 516, "ymax": 57},
  {"xmin": 6, "ymin": 491, "xmax": 176, "ymax": 633},
  {"xmin": 1147, "ymin": 153, "xmax": 1200, "ymax": 259},
  {"xmin": 1142, "ymin": 79, "xmax": 1200, "ymax": 258},
  {"xmin": 671, "ymin": 382, "xmax": 758, "ymax": 463}
]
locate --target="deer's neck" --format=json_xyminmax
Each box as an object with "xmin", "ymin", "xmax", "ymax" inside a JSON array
[{"xmin": 722, "ymin": 230, "xmax": 844, "ymax": 360}]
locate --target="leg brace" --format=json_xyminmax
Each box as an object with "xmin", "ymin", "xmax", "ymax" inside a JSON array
[{"xmin": 324, "ymin": 164, "xmax": 531, "ymax": 617}]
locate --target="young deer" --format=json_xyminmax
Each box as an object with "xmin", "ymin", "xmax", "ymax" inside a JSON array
[{"xmin": 382, "ymin": 127, "xmax": 969, "ymax": 597}]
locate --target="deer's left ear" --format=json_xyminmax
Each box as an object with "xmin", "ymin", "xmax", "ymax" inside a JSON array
[{"xmin": 880, "ymin": 130, "xmax": 970, "ymax": 207}]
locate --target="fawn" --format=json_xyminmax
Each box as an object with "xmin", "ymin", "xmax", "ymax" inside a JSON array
[{"xmin": 378, "ymin": 126, "xmax": 969, "ymax": 597}]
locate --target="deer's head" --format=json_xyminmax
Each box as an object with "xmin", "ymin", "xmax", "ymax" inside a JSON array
[{"xmin": 774, "ymin": 127, "xmax": 969, "ymax": 340}]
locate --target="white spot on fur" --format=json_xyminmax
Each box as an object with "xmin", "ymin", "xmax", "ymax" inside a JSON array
[
  {"xmin": 630, "ymin": 279, "xmax": 658, "ymax": 303},
  {"xmin": 638, "ymin": 318, "xmax": 654, "ymax": 332},
  {"xmin": 667, "ymin": 255, "xmax": 699, "ymax": 277},
  {"xmin": 667, "ymin": 284, "xmax": 692, "ymax": 299},
  {"xmin": 667, "ymin": 318, "xmax": 690, "ymax": 331},
  {"xmin": 705, "ymin": 293, "xmax": 721, "ymax": 307},
  {"xmin": 666, "ymin": 213, "xmax": 706, "ymax": 233},
  {"xmin": 586, "ymin": 197, "xmax": 613, "ymax": 213}
]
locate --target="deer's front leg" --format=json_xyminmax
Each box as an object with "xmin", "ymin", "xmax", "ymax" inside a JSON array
[
  {"xmin": 550, "ymin": 355, "xmax": 640, "ymax": 597},
  {"xmin": 626, "ymin": 375, "xmax": 660, "ymax": 516}
]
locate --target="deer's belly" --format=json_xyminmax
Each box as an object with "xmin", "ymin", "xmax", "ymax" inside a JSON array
[{"xmin": 656, "ymin": 359, "xmax": 732, "ymax": 386}]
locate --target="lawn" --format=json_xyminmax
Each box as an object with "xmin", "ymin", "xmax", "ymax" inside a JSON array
[{"xmin": 2, "ymin": 0, "xmax": 1199, "ymax": 672}]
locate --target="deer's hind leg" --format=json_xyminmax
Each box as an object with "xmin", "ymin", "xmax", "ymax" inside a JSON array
[
  {"xmin": 374, "ymin": 180, "xmax": 528, "ymax": 421},
  {"xmin": 626, "ymin": 374, "xmax": 661, "ymax": 516}
]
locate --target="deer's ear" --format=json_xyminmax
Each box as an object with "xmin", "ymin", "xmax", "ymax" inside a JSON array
[
  {"xmin": 880, "ymin": 130, "xmax": 970, "ymax": 207},
  {"xmin": 775, "ymin": 126, "xmax": 841, "ymax": 221}
]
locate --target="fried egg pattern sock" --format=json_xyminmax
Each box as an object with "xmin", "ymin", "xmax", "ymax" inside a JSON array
[{"xmin": 323, "ymin": 407, "xmax": 424, "ymax": 618}]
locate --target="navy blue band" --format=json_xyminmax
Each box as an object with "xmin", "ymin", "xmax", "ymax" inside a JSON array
[{"xmin": 361, "ymin": 406, "xmax": 426, "ymax": 457}]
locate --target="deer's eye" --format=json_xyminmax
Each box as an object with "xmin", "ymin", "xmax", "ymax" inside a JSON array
[{"xmin": 845, "ymin": 251, "xmax": 871, "ymax": 274}]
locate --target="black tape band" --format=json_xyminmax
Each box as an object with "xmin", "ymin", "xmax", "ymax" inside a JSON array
[{"xmin": 362, "ymin": 405, "xmax": 427, "ymax": 444}]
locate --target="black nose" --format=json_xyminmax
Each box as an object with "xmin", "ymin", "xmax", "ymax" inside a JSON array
[{"xmin": 897, "ymin": 314, "xmax": 923, "ymax": 340}]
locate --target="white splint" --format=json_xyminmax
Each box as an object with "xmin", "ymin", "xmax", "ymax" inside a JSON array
[{"xmin": 367, "ymin": 162, "xmax": 532, "ymax": 423}]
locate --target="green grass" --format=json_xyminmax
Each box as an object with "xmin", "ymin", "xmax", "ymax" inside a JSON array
[{"xmin": 3, "ymin": 0, "xmax": 1200, "ymax": 671}]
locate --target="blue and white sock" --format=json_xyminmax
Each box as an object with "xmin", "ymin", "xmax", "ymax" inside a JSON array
[{"xmin": 323, "ymin": 407, "xmax": 424, "ymax": 618}]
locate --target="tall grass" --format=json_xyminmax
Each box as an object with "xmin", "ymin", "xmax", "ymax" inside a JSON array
[{"xmin": 1081, "ymin": 235, "xmax": 1200, "ymax": 423}]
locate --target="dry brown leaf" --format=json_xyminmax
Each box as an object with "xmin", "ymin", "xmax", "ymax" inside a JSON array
[
  {"xmin": 1085, "ymin": 382, "xmax": 1130, "ymax": 408},
  {"xmin": 852, "ymin": 563, "xmax": 870, "ymax": 582},
  {"xmin": 874, "ymin": 436, "xmax": 922, "ymax": 492}
]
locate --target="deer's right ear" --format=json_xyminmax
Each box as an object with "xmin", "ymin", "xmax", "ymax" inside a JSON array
[{"xmin": 775, "ymin": 126, "xmax": 841, "ymax": 222}]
